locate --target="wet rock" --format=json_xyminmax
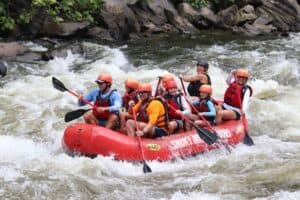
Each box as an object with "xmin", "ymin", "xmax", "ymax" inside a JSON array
[
  {"xmin": 86, "ymin": 27, "xmax": 115, "ymax": 41},
  {"xmin": 0, "ymin": 62, "xmax": 7, "ymax": 77},
  {"xmin": 178, "ymin": 3, "xmax": 223, "ymax": 29},
  {"xmin": 57, "ymin": 22, "xmax": 90, "ymax": 37},
  {"xmin": 0, "ymin": 42, "xmax": 28, "ymax": 59},
  {"xmin": 100, "ymin": 0, "xmax": 140, "ymax": 41},
  {"xmin": 235, "ymin": 5, "xmax": 257, "ymax": 26},
  {"xmin": 218, "ymin": 5, "xmax": 239, "ymax": 26}
]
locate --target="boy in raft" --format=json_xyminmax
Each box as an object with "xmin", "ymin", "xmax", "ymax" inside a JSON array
[
  {"xmin": 156, "ymin": 74, "xmax": 175, "ymax": 96},
  {"xmin": 126, "ymin": 83, "xmax": 169, "ymax": 138},
  {"xmin": 78, "ymin": 74, "xmax": 122, "ymax": 129},
  {"xmin": 189, "ymin": 85, "xmax": 216, "ymax": 127},
  {"xmin": 163, "ymin": 80, "xmax": 191, "ymax": 133},
  {"xmin": 119, "ymin": 78, "xmax": 139, "ymax": 132},
  {"xmin": 215, "ymin": 68, "xmax": 252, "ymax": 125},
  {"xmin": 181, "ymin": 61, "xmax": 211, "ymax": 97}
]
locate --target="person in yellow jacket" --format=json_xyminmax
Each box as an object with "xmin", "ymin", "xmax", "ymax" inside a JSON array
[{"xmin": 126, "ymin": 83, "xmax": 169, "ymax": 138}]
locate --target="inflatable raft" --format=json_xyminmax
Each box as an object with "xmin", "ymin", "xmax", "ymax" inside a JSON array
[{"xmin": 62, "ymin": 119, "xmax": 246, "ymax": 161}]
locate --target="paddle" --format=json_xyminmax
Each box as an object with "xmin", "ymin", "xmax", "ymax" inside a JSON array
[
  {"xmin": 154, "ymin": 76, "xmax": 162, "ymax": 96},
  {"xmin": 132, "ymin": 110, "xmax": 152, "ymax": 173},
  {"xmin": 52, "ymin": 77, "xmax": 95, "ymax": 122},
  {"xmin": 167, "ymin": 103, "xmax": 218, "ymax": 145},
  {"xmin": 179, "ymin": 77, "xmax": 187, "ymax": 96},
  {"xmin": 181, "ymin": 94, "xmax": 231, "ymax": 152},
  {"xmin": 179, "ymin": 77, "xmax": 231, "ymax": 152},
  {"xmin": 64, "ymin": 109, "xmax": 91, "ymax": 122}
]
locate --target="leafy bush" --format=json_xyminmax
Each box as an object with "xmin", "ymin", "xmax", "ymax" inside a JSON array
[
  {"xmin": 186, "ymin": 0, "xmax": 236, "ymax": 10},
  {"xmin": 0, "ymin": 0, "xmax": 103, "ymax": 32}
]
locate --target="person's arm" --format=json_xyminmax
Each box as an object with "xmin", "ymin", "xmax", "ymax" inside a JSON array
[
  {"xmin": 200, "ymin": 101, "xmax": 216, "ymax": 117},
  {"xmin": 182, "ymin": 74, "xmax": 206, "ymax": 83},
  {"xmin": 141, "ymin": 100, "xmax": 161, "ymax": 134},
  {"xmin": 242, "ymin": 88, "xmax": 250, "ymax": 112},
  {"xmin": 78, "ymin": 89, "xmax": 98, "ymax": 106},
  {"xmin": 129, "ymin": 101, "xmax": 142, "ymax": 115},
  {"xmin": 181, "ymin": 96, "xmax": 191, "ymax": 115},
  {"xmin": 226, "ymin": 70, "xmax": 236, "ymax": 85},
  {"xmin": 107, "ymin": 91, "xmax": 122, "ymax": 112}
]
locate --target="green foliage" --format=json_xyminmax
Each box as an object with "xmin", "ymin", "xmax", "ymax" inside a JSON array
[
  {"xmin": 0, "ymin": 0, "xmax": 103, "ymax": 32},
  {"xmin": 186, "ymin": 0, "xmax": 236, "ymax": 10}
]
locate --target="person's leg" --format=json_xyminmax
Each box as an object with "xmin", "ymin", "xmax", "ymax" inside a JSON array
[
  {"xmin": 168, "ymin": 121, "xmax": 177, "ymax": 134},
  {"xmin": 194, "ymin": 120, "xmax": 207, "ymax": 127},
  {"xmin": 83, "ymin": 111, "xmax": 98, "ymax": 125},
  {"xmin": 119, "ymin": 112, "xmax": 128, "ymax": 132},
  {"xmin": 105, "ymin": 113, "xmax": 118, "ymax": 129},
  {"xmin": 126, "ymin": 119, "xmax": 136, "ymax": 136},
  {"xmin": 216, "ymin": 110, "xmax": 237, "ymax": 125}
]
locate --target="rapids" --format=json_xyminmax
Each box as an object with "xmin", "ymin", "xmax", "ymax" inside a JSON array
[{"xmin": 0, "ymin": 32, "xmax": 299, "ymax": 199}]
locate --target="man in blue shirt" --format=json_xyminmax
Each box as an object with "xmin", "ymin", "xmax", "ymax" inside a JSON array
[{"xmin": 78, "ymin": 74, "xmax": 122, "ymax": 130}]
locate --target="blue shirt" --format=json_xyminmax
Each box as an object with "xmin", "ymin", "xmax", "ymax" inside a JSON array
[
  {"xmin": 78, "ymin": 88, "xmax": 122, "ymax": 112},
  {"xmin": 191, "ymin": 99, "xmax": 216, "ymax": 117}
]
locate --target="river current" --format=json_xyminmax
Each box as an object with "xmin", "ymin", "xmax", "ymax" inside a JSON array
[{"xmin": 0, "ymin": 32, "xmax": 299, "ymax": 199}]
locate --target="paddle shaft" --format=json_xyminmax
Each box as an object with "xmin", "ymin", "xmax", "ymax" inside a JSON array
[
  {"xmin": 154, "ymin": 76, "xmax": 162, "ymax": 97},
  {"xmin": 132, "ymin": 110, "xmax": 152, "ymax": 173},
  {"xmin": 66, "ymin": 90, "xmax": 94, "ymax": 107},
  {"xmin": 179, "ymin": 77, "xmax": 187, "ymax": 96}
]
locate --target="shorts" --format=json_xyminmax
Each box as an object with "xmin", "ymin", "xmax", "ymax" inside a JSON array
[
  {"xmin": 222, "ymin": 105, "xmax": 241, "ymax": 120},
  {"xmin": 153, "ymin": 127, "xmax": 168, "ymax": 138},
  {"xmin": 97, "ymin": 119, "xmax": 107, "ymax": 127},
  {"xmin": 174, "ymin": 119, "xmax": 184, "ymax": 133}
]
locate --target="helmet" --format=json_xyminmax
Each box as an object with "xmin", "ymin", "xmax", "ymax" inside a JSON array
[
  {"xmin": 95, "ymin": 74, "xmax": 112, "ymax": 84},
  {"xmin": 199, "ymin": 84, "xmax": 212, "ymax": 95},
  {"xmin": 125, "ymin": 79, "xmax": 139, "ymax": 90},
  {"xmin": 138, "ymin": 83, "xmax": 152, "ymax": 93},
  {"xmin": 165, "ymin": 80, "xmax": 178, "ymax": 90},
  {"xmin": 236, "ymin": 69, "xmax": 249, "ymax": 79},
  {"xmin": 197, "ymin": 61, "xmax": 209, "ymax": 70},
  {"xmin": 162, "ymin": 74, "xmax": 175, "ymax": 83}
]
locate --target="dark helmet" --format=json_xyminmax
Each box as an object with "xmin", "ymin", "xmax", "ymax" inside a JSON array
[{"xmin": 197, "ymin": 61, "xmax": 209, "ymax": 70}]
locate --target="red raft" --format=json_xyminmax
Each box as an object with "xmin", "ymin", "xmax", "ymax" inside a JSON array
[{"xmin": 62, "ymin": 119, "xmax": 246, "ymax": 161}]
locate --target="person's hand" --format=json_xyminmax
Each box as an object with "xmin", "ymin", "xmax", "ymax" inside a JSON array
[
  {"xmin": 197, "ymin": 113, "xmax": 203, "ymax": 117},
  {"xmin": 78, "ymin": 94, "xmax": 84, "ymax": 101},
  {"xmin": 97, "ymin": 107, "xmax": 106, "ymax": 113},
  {"xmin": 136, "ymin": 130, "xmax": 144, "ymax": 136},
  {"xmin": 175, "ymin": 110, "xmax": 182, "ymax": 115}
]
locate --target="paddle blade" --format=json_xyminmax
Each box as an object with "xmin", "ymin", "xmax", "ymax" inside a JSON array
[
  {"xmin": 52, "ymin": 77, "xmax": 67, "ymax": 92},
  {"xmin": 194, "ymin": 125, "xmax": 218, "ymax": 145},
  {"xmin": 142, "ymin": 161, "xmax": 152, "ymax": 173},
  {"xmin": 243, "ymin": 132, "xmax": 254, "ymax": 146},
  {"xmin": 64, "ymin": 109, "xmax": 90, "ymax": 122}
]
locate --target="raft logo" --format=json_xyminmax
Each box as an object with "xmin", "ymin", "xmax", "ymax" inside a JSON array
[{"xmin": 147, "ymin": 143, "xmax": 161, "ymax": 151}]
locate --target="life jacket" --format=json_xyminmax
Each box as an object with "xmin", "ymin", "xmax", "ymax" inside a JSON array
[
  {"xmin": 196, "ymin": 98, "xmax": 215, "ymax": 121},
  {"xmin": 122, "ymin": 91, "xmax": 138, "ymax": 111},
  {"xmin": 164, "ymin": 93, "xmax": 183, "ymax": 120},
  {"xmin": 92, "ymin": 89, "xmax": 117, "ymax": 120},
  {"xmin": 223, "ymin": 81, "xmax": 253, "ymax": 108},
  {"xmin": 187, "ymin": 74, "xmax": 211, "ymax": 96},
  {"xmin": 137, "ymin": 97, "xmax": 169, "ymax": 130}
]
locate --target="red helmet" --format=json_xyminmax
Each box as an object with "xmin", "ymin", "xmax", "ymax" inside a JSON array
[
  {"xmin": 125, "ymin": 79, "xmax": 139, "ymax": 90},
  {"xmin": 236, "ymin": 69, "xmax": 249, "ymax": 79},
  {"xmin": 162, "ymin": 74, "xmax": 175, "ymax": 83},
  {"xmin": 138, "ymin": 83, "xmax": 152, "ymax": 93},
  {"xmin": 95, "ymin": 74, "xmax": 112, "ymax": 84},
  {"xmin": 165, "ymin": 80, "xmax": 178, "ymax": 90},
  {"xmin": 199, "ymin": 84, "xmax": 212, "ymax": 95}
]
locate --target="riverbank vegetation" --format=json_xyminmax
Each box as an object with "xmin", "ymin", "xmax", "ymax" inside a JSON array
[{"xmin": 0, "ymin": 0, "xmax": 103, "ymax": 32}]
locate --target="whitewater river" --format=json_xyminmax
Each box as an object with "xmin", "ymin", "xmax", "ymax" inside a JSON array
[{"xmin": 0, "ymin": 32, "xmax": 299, "ymax": 199}]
